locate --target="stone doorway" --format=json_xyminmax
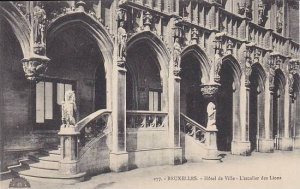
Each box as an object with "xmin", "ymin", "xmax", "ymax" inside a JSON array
[
  {"xmin": 249, "ymin": 64, "xmax": 265, "ymax": 152},
  {"xmin": 180, "ymin": 55, "xmax": 206, "ymax": 126},
  {"xmin": 217, "ymin": 62, "xmax": 234, "ymax": 151}
]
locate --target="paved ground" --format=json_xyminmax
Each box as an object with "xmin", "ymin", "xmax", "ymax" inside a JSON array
[{"xmin": 1, "ymin": 150, "xmax": 300, "ymax": 189}]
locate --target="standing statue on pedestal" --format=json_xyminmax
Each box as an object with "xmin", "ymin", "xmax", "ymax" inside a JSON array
[
  {"xmin": 207, "ymin": 102, "xmax": 216, "ymax": 130},
  {"xmin": 33, "ymin": 2, "xmax": 47, "ymax": 45},
  {"xmin": 61, "ymin": 90, "xmax": 77, "ymax": 127},
  {"xmin": 173, "ymin": 38, "xmax": 181, "ymax": 69},
  {"xmin": 117, "ymin": 21, "xmax": 127, "ymax": 61}
]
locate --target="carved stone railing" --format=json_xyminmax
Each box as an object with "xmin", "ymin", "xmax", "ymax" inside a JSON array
[
  {"xmin": 76, "ymin": 110, "xmax": 112, "ymax": 157},
  {"xmin": 58, "ymin": 109, "xmax": 112, "ymax": 175},
  {"xmin": 126, "ymin": 110, "xmax": 168, "ymax": 129},
  {"xmin": 180, "ymin": 113, "xmax": 206, "ymax": 143}
]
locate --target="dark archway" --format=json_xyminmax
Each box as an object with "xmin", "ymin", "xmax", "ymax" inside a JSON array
[
  {"xmin": 94, "ymin": 64, "xmax": 106, "ymax": 111},
  {"xmin": 249, "ymin": 64, "xmax": 266, "ymax": 152},
  {"xmin": 45, "ymin": 24, "xmax": 107, "ymax": 130},
  {"xmin": 126, "ymin": 43, "xmax": 162, "ymax": 111},
  {"xmin": 272, "ymin": 69, "xmax": 285, "ymax": 142},
  {"xmin": 217, "ymin": 61, "xmax": 234, "ymax": 151},
  {"xmin": 180, "ymin": 54, "xmax": 206, "ymax": 125},
  {"xmin": 216, "ymin": 56, "xmax": 242, "ymax": 152}
]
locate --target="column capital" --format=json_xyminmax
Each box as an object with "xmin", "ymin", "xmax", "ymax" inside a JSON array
[
  {"xmin": 200, "ymin": 83, "xmax": 221, "ymax": 101},
  {"xmin": 21, "ymin": 55, "xmax": 50, "ymax": 81}
]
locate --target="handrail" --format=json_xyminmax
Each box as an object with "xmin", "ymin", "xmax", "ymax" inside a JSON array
[
  {"xmin": 126, "ymin": 110, "xmax": 168, "ymax": 115},
  {"xmin": 180, "ymin": 113, "xmax": 206, "ymax": 132},
  {"xmin": 180, "ymin": 113, "xmax": 207, "ymax": 143},
  {"xmin": 75, "ymin": 109, "xmax": 112, "ymax": 132}
]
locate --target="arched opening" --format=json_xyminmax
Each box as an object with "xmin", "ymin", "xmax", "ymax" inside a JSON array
[
  {"xmin": 180, "ymin": 51, "xmax": 207, "ymax": 126},
  {"xmin": 249, "ymin": 64, "xmax": 266, "ymax": 152},
  {"xmin": 126, "ymin": 43, "xmax": 163, "ymax": 111},
  {"xmin": 45, "ymin": 24, "xmax": 107, "ymax": 130},
  {"xmin": 272, "ymin": 69, "xmax": 285, "ymax": 142},
  {"xmin": 216, "ymin": 57, "xmax": 241, "ymax": 151},
  {"xmin": 0, "ymin": 17, "xmax": 30, "ymax": 170}
]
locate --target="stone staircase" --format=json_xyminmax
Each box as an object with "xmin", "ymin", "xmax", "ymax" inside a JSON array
[{"xmin": 8, "ymin": 146, "xmax": 86, "ymax": 184}]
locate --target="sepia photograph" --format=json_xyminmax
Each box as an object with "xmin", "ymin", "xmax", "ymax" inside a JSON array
[{"xmin": 0, "ymin": 0, "xmax": 299, "ymax": 189}]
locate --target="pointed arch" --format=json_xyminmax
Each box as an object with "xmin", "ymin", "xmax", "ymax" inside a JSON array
[
  {"xmin": 221, "ymin": 54, "xmax": 243, "ymax": 84},
  {"xmin": 126, "ymin": 31, "xmax": 170, "ymax": 76},
  {"xmin": 251, "ymin": 63, "xmax": 267, "ymax": 91},
  {"xmin": 0, "ymin": 2, "xmax": 30, "ymax": 57},
  {"xmin": 180, "ymin": 44, "xmax": 211, "ymax": 83}
]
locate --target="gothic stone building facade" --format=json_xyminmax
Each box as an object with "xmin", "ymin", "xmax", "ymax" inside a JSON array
[{"xmin": 0, "ymin": 0, "xmax": 299, "ymax": 183}]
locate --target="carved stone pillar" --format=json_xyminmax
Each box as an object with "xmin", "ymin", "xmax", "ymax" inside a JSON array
[
  {"xmin": 110, "ymin": 60, "xmax": 128, "ymax": 172},
  {"xmin": 201, "ymin": 83, "xmax": 222, "ymax": 162},
  {"xmin": 110, "ymin": 10, "xmax": 129, "ymax": 171}
]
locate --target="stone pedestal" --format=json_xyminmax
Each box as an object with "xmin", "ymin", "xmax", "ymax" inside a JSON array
[
  {"xmin": 58, "ymin": 127, "xmax": 80, "ymax": 175},
  {"xmin": 278, "ymin": 137, "xmax": 293, "ymax": 151},
  {"xmin": 110, "ymin": 152, "xmax": 129, "ymax": 172},
  {"xmin": 258, "ymin": 139, "xmax": 274, "ymax": 153},
  {"xmin": 203, "ymin": 128, "xmax": 221, "ymax": 162},
  {"xmin": 201, "ymin": 83, "xmax": 221, "ymax": 162},
  {"xmin": 231, "ymin": 141, "xmax": 251, "ymax": 156}
]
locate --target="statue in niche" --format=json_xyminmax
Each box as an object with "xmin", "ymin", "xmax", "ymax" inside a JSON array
[
  {"xmin": 258, "ymin": 0, "xmax": 265, "ymax": 25},
  {"xmin": 288, "ymin": 72, "xmax": 295, "ymax": 94},
  {"xmin": 61, "ymin": 90, "xmax": 77, "ymax": 127},
  {"xmin": 276, "ymin": 7, "xmax": 283, "ymax": 32},
  {"xmin": 207, "ymin": 102, "xmax": 216, "ymax": 128},
  {"xmin": 173, "ymin": 38, "xmax": 182, "ymax": 69},
  {"xmin": 33, "ymin": 2, "xmax": 47, "ymax": 45},
  {"xmin": 117, "ymin": 21, "xmax": 127, "ymax": 61}
]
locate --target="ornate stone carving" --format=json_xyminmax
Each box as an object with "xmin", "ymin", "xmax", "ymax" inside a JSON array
[
  {"xmin": 117, "ymin": 21, "xmax": 127, "ymax": 62},
  {"xmin": 61, "ymin": 90, "xmax": 77, "ymax": 127},
  {"xmin": 276, "ymin": 6, "xmax": 283, "ymax": 33},
  {"xmin": 191, "ymin": 28, "xmax": 199, "ymax": 45},
  {"xmin": 143, "ymin": 11, "xmax": 152, "ymax": 31},
  {"xmin": 21, "ymin": 56, "xmax": 50, "ymax": 80},
  {"xmin": 237, "ymin": 1, "xmax": 252, "ymax": 18},
  {"xmin": 33, "ymin": 2, "xmax": 47, "ymax": 55},
  {"xmin": 258, "ymin": 0, "xmax": 266, "ymax": 25},
  {"xmin": 200, "ymin": 83, "xmax": 220, "ymax": 100},
  {"xmin": 173, "ymin": 38, "xmax": 182, "ymax": 76},
  {"xmin": 245, "ymin": 56, "xmax": 252, "ymax": 88},
  {"xmin": 75, "ymin": 1, "xmax": 86, "ymax": 12},
  {"xmin": 288, "ymin": 72, "xmax": 295, "ymax": 95},
  {"xmin": 226, "ymin": 39, "xmax": 233, "ymax": 55}
]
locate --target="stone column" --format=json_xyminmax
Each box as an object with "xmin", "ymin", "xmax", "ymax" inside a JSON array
[
  {"xmin": 231, "ymin": 73, "xmax": 251, "ymax": 155},
  {"xmin": 259, "ymin": 69, "xmax": 276, "ymax": 152},
  {"xmin": 279, "ymin": 72, "xmax": 293, "ymax": 150},
  {"xmin": 110, "ymin": 60, "xmax": 129, "ymax": 172},
  {"xmin": 168, "ymin": 66, "xmax": 182, "ymax": 165},
  {"xmin": 201, "ymin": 83, "xmax": 222, "ymax": 162}
]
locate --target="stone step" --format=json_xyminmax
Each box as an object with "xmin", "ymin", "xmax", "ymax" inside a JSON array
[
  {"xmin": 40, "ymin": 148, "xmax": 61, "ymax": 156},
  {"xmin": 11, "ymin": 167, "xmax": 85, "ymax": 184},
  {"xmin": 29, "ymin": 153, "xmax": 61, "ymax": 162},
  {"xmin": 20, "ymin": 159, "xmax": 59, "ymax": 170}
]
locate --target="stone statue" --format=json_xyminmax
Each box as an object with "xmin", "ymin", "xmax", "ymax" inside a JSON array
[
  {"xmin": 258, "ymin": 0, "xmax": 265, "ymax": 25},
  {"xmin": 207, "ymin": 102, "xmax": 216, "ymax": 128},
  {"xmin": 276, "ymin": 7, "xmax": 283, "ymax": 31},
  {"xmin": 173, "ymin": 38, "xmax": 181, "ymax": 69},
  {"xmin": 289, "ymin": 72, "xmax": 295, "ymax": 94},
  {"xmin": 117, "ymin": 21, "xmax": 127, "ymax": 61},
  {"xmin": 33, "ymin": 2, "xmax": 47, "ymax": 45},
  {"xmin": 61, "ymin": 90, "xmax": 77, "ymax": 127}
]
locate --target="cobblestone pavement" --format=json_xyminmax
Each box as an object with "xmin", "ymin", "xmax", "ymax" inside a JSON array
[{"xmin": 1, "ymin": 150, "xmax": 300, "ymax": 189}]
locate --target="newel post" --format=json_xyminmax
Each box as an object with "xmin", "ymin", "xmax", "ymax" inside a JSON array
[{"xmin": 58, "ymin": 91, "xmax": 80, "ymax": 175}]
